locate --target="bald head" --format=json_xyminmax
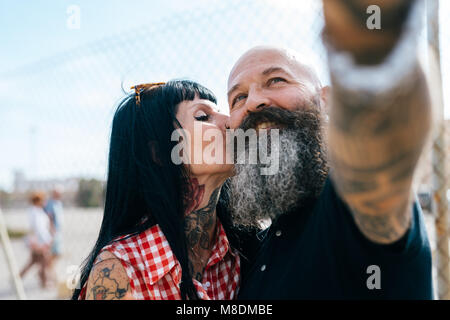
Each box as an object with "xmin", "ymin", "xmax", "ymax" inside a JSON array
[
  {"xmin": 227, "ymin": 46, "xmax": 326, "ymax": 128},
  {"xmin": 228, "ymin": 46, "xmax": 322, "ymax": 94}
]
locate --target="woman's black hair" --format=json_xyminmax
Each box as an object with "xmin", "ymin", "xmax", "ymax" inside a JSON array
[{"xmin": 71, "ymin": 79, "xmax": 242, "ymax": 300}]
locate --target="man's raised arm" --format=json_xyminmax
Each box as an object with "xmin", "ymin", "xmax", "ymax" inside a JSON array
[{"xmin": 323, "ymin": 0, "xmax": 432, "ymax": 244}]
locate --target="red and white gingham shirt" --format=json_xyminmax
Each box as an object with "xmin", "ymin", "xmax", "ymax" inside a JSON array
[{"xmin": 79, "ymin": 220, "xmax": 240, "ymax": 300}]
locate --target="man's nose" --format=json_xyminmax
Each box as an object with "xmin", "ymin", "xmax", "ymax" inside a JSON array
[{"xmin": 245, "ymin": 88, "xmax": 271, "ymax": 113}]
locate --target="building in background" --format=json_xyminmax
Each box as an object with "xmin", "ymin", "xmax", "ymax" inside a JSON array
[{"xmin": 1, "ymin": 171, "xmax": 104, "ymax": 209}]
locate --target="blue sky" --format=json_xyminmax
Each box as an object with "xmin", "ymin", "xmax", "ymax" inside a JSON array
[
  {"xmin": 0, "ymin": 0, "xmax": 448, "ymax": 191},
  {"xmin": 0, "ymin": 1, "xmax": 203, "ymax": 71}
]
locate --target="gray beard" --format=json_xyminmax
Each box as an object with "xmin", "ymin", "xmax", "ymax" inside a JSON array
[{"xmin": 229, "ymin": 108, "xmax": 328, "ymax": 229}]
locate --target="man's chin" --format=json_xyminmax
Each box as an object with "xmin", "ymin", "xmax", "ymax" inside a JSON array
[
  {"xmin": 229, "ymin": 130, "xmax": 302, "ymax": 228},
  {"xmin": 229, "ymin": 135, "xmax": 328, "ymax": 228}
]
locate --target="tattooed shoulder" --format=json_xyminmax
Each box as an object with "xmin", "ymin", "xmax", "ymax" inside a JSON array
[{"xmin": 85, "ymin": 251, "xmax": 133, "ymax": 300}]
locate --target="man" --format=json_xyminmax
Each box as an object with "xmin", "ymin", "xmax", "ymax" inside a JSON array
[{"xmin": 227, "ymin": 0, "xmax": 433, "ymax": 299}]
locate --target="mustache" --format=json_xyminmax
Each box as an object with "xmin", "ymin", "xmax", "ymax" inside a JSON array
[
  {"xmin": 239, "ymin": 107, "xmax": 299, "ymax": 131},
  {"xmin": 239, "ymin": 105, "xmax": 323, "ymax": 135}
]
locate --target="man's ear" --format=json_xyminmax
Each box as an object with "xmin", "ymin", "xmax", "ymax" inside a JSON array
[{"xmin": 319, "ymin": 85, "xmax": 331, "ymax": 114}]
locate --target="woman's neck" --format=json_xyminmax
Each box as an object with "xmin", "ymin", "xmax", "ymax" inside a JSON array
[{"xmin": 184, "ymin": 174, "xmax": 226, "ymax": 281}]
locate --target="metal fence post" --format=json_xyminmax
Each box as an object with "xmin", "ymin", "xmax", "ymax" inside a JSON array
[
  {"xmin": 427, "ymin": 0, "xmax": 450, "ymax": 300},
  {"xmin": 0, "ymin": 207, "xmax": 27, "ymax": 300}
]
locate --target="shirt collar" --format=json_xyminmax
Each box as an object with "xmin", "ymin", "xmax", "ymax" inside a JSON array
[
  {"xmin": 205, "ymin": 219, "xmax": 234, "ymax": 270},
  {"xmin": 137, "ymin": 224, "xmax": 180, "ymax": 285},
  {"xmin": 139, "ymin": 220, "xmax": 234, "ymax": 285}
]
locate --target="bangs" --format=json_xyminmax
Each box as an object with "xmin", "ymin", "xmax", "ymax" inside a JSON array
[{"xmin": 162, "ymin": 79, "xmax": 217, "ymax": 105}]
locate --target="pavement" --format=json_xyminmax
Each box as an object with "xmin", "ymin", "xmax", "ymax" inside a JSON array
[
  {"xmin": 0, "ymin": 208, "xmax": 102, "ymax": 300},
  {"xmin": 0, "ymin": 207, "xmax": 444, "ymax": 300}
]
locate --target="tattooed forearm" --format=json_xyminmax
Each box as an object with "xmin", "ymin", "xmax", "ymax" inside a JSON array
[
  {"xmin": 332, "ymin": 148, "xmax": 421, "ymax": 195},
  {"xmin": 352, "ymin": 196, "xmax": 412, "ymax": 243},
  {"xmin": 330, "ymin": 62, "xmax": 426, "ymax": 132},
  {"xmin": 328, "ymin": 58, "xmax": 431, "ymax": 244}
]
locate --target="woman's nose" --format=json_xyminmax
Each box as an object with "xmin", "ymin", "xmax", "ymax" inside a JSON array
[{"xmin": 215, "ymin": 113, "xmax": 230, "ymax": 132}]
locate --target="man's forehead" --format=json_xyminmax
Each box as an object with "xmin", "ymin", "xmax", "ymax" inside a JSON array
[
  {"xmin": 228, "ymin": 49, "xmax": 292, "ymax": 88},
  {"xmin": 228, "ymin": 47, "xmax": 321, "ymax": 95}
]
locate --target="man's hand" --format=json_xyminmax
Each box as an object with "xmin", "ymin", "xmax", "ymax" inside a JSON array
[{"xmin": 322, "ymin": 0, "xmax": 413, "ymax": 64}]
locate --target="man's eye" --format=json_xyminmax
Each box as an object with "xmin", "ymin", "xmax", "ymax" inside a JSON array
[
  {"xmin": 232, "ymin": 94, "xmax": 247, "ymax": 107},
  {"xmin": 268, "ymin": 77, "xmax": 286, "ymax": 85}
]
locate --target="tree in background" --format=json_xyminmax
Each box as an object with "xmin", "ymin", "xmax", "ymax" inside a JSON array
[
  {"xmin": 0, "ymin": 189, "xmax": 11, "ymax": 208},
  {"xmin": 76, "ymin": 179, "xmax": 104, "ymax": 208}
]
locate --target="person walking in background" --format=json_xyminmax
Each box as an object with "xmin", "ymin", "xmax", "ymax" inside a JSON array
[
  {"xmin": 44, "ymin": 188, "xmax": 64, "ymax": 283},
  {"xmin": 20, "ymin": 191, "xmax": 53, "ymax": 288}
]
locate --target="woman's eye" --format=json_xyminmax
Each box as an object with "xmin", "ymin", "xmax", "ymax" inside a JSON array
[
  {"xmin": 194, "ymin": 113, "xmax": 209, "ymax": 121},
  {"xmin": 268, "ymin": 77, "xmax": 286, "ymax": 85}
]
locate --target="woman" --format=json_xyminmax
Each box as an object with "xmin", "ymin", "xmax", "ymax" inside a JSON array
[
  {"xmin": 72, "ymin": 80, "xmax": 251, "ymax": 300},
  {"xmin": 20, "ymin": 191, "xmax": 53, "ymax": 288}
]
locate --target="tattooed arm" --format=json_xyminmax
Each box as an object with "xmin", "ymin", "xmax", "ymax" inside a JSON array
[
  {"xmin": 323, "ymin": 0, "xmax": 432, "ymax": 244},
  {"xmin": 85, "ymin": 250, "xmax": 134, "ymax": 300}
]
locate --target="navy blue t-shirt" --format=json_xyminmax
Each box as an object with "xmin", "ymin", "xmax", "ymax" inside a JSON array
[{"xmin": 237, "ymin": 176, "xmax": 434, "ymax": 299}]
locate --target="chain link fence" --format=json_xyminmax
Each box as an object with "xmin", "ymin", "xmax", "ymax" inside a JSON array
[{"xmin": 0, "ymin": 0, "xmax": 448, "ymax": 299}]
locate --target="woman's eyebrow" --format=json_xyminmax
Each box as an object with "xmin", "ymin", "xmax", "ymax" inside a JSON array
[{"xmin": 191, "ymin": 102, "xmax": 219, "ymax": 113}]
